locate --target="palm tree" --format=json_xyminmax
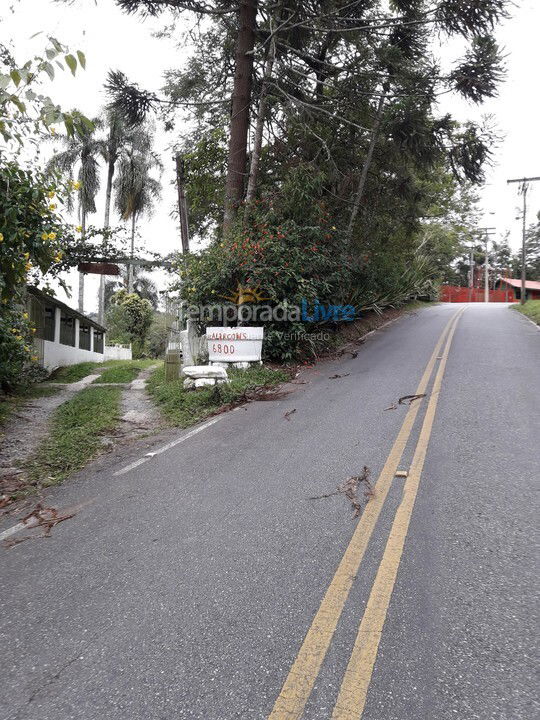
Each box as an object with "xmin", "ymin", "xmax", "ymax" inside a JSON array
[
  {"xmin": 97, "ymin": 109, "xmax": 149, "ymax": 322},
  {"xmin": 104, "ymin": 269, "xmax": 159, "ymax": 310},
  {"xmin": 114, "ymin": 126, "xmax": 162, "ymax": 292},
  {"xmin": 48, "ymin": 119, "xmax": 101, "ymax": 313}
]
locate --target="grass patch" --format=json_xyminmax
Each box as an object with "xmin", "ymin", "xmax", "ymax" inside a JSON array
[
  {"xmin": 26, "ymin": 386, "xmax": 122, "ymax": 487},
  {"xmin": 147, "ymin": 364, "xmax": 289, "ymax": 427},
  {"xmin": 48, "ymin": 361, "xmax": 105, "ymax": 383},
  {"xmin": 511, "ymin": 300, "xmax": 540, "ymax": 325},
  {"xmin": 0, "ymin": 384, "xmax": 61, "ymax": 427},
  {"xmin": 92, "ymin": 359, "xmax": 157, "ymax": 384}
]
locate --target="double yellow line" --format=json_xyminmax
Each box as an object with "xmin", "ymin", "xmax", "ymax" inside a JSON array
[{"xmin": 269, "ymin": 307, "xmax": 466, "ymax": 720}]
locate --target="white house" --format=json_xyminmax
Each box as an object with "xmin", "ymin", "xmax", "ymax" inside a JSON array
[{"xmin": 27, "ymin": 286, "xmax": 107, "ymax": 370}]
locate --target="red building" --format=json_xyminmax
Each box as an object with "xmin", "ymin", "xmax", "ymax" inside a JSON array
[{"xmin": 496, "ymin": 277, "xmax": 540, "ymax": 302}]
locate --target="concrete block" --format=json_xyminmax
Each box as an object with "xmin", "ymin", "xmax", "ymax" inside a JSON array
[
  {"xmin": 194, "ymin": 378, "xmax": 216, "ymax": 388},
  {"xmin": 182, "ymin": 365, "xmax": 228, "ymax": 379}
]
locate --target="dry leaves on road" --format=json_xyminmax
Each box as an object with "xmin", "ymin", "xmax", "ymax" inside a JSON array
[{"xmin": 310, "ymin": 466, "xmax": 374, "ymax": 518}]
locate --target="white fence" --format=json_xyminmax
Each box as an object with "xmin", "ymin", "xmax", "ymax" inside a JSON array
[{"xmin": 104, "ymin": 344, "xmax": 132, "ymax": 361}]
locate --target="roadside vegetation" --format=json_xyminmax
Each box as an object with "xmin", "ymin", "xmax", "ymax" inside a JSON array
[
  {"xmin": 147, "ymin": 365, "xmax": 289, "ymax": 428},
  {"xmin": 511, "ymin": 300, "xmax": 540, "ymax": 325},
  {"xmin": 25, "ymin": 386, "xmax": 122, "ymax": 488},
  {"xmin": 92, "ymin": 359, "xmax": 156, "ymax": 384},
  {"xmin": 49, "ymin": 359, "xmax": 155, "ymax": 384}
]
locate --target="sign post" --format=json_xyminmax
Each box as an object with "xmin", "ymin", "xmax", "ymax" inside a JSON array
[{"xmin": 206, "ymin": 327, "xmax": 263, "ymax": 364}]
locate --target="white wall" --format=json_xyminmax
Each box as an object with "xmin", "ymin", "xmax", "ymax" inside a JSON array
[
  {"xmin": 42, "ymin": 340, "xmax": 105, "ymax": 371},
  {"xmin": 104, "ymin": 345, "xmax": 132, "ymax": 361}
]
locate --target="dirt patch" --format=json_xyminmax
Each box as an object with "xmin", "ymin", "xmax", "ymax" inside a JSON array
[
  {"xmin": 114, "ymin": 365, "xmax": 164, "ymax": 441},
  {"xmin": 0, "ymin": 388, "xmax": 71, "ymax": 484}
]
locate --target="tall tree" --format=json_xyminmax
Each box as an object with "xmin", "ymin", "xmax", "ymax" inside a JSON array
[
  {"xmin": 113, "ymin": 126, "xmax": 161, "ymax": 291},
  {"xmin": 47, "ymin": 119, "xmax": 101, "ymax": 312}
]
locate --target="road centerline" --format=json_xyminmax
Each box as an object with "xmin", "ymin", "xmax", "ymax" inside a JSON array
[
  {"xmin": 331, "ymin": 309, "xmax": 464, "ymax": 720},
  {"xmin": 268, "ymin": 308, "xmax": 465, "ymax": 720}
]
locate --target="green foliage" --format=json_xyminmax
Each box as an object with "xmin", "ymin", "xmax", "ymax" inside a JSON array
[
  {"xmin": 511, "ymin": 301, "xmax": 540, "ymax": 325},
  {"xmin": 107, "ymin": 289, "xmax": 153, "ymax": 357},
  {"xmin": 175, "ymin": 196, "xmax": 436, "ymax": 361},
  {"xmin": 92, "ymin": 359, "xmax": 155, "ymax": 383},
  {"xmin": 26, "ymin": 386, "xmax": 121, "ymax": 487},
  {"xmin": 0, "ymin": 37, "xmax": 91, "ymax": 146},
  {"xmin": 0, "ymin": 162, "xmax": 66, "ymax": 300},
  {"xmin": 49, "ymin": 361, "xmax": 104, "ymax": 383},
  {"xmin": 147, "ymin": 312, "xmax": 171, "ymax": 358},
  {"xmin": 146, "ymin": 364, "xmax": 289, "ymax": 428}
]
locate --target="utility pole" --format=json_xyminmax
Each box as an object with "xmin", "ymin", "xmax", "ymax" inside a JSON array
[
  {"xmin": 478, "ymin": 227, "xmax": 496, "ymax": 303},
  {"xmin": 175, "ymin": 153, "xmax": 190, "ymax": 255},
  {"xmin": 507, "ymin": 176, "xmax": 540, "ymax": 304},
  {"xmin": 469, "ymin": 246, "xmax": 474, "ymax": 302}
]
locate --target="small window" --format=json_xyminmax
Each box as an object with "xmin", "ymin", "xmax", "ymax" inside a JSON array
[
  {"xmin": 93, "ymin": 331, "xmax": 104, "ymax": 354},
  {"xmin": 79, "ymin": 323, "xmax": 91, "ymax": 351},
  {"xmin": 60, "ymin": 311, "xmax": 75, "ymax": 346},
  {"xmin": 43, "ymin": 306, "xmax": 56, "ymax": 342}
]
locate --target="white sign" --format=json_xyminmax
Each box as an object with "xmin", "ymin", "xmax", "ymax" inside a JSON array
[{"xmin": 206, "ymin": 326, "xmax": 264, "ymax": 362}]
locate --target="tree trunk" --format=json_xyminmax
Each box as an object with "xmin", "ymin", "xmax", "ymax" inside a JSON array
[
  {"xmin": 223, "ymin": 0, "xmax": 257, "ymax": 233},
  {"xmin": 245, "ymin": 18, "xmax": 276, "ymax": 206},
  {"xmin": 78, "ymin": 209, "xmax": 86, "ymax": 313},
  {"xmin": 128, "ymin": 213, "xmax": 136, "ymax": 293},
  {"xmin": 347, "ymin": 94, "xmax": 386, "ymax": 243},
  {"xmin": 98, "ymin": 155, "xmax": 116, "ymax": 324}
]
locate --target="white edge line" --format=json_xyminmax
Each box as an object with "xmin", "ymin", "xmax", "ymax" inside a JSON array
[
  {"xmin": 113, "ymin": 414, "xmax": 225, "ymax": 477},
  {"xmin": 1, "ymin": 414, "xmax": 228, "ymax": 541},
  {"xmin": 0, "ymin": 517, "xmax": 39, "ymax": 542}
]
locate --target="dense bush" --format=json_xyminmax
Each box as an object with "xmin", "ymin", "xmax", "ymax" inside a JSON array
[
  {"xmin": 177, "ymin": 202, "xmax": 356, "ymax": 360},
  {"xmin": 175, "ymin": 199, "xmax": 436, "ymax": 361}
]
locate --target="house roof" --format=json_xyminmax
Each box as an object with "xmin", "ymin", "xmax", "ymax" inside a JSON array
[
  {"xmin": 499, "ymin": 277, "xmax": 540, "ymax": 291},
  {"xmin": 27, "ymin": 286, "xmax": 107, "ymax": 333}
]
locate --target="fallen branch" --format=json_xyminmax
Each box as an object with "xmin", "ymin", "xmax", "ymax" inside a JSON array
[
  {"xmin": 310, "ymin": 466, "xmax": 373, "ymax": 518},
  {"xmin": 3, "ymin": 503, "xmax": 75, "ymax": 548}
]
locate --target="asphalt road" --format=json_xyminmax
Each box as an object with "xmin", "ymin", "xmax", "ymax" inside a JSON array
[{"xmin": 1, "ymin": 304, "xmax": 538, "ymax": 720}]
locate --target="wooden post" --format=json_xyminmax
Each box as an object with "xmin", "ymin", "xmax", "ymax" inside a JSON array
[{"xmin": 165, "ymin": 350, "xmax": 180, "ymax": 383}]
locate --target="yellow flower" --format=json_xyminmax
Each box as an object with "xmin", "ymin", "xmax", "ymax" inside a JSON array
[
  {"xmin": 73, "ymin": 181, "xmax": 81, "ymax": 190},
  {"xmin": 190, "ymin": 286, "xmax": 196, "ymax": 292},
  {"xmin": 15, "ymin": 335, "xmax": 22, "ymax": 341},
  {"xmin": 50, "ymin": 127, "xmax": 56, "ymax": 136},
  {"xmin": 23, "ymin": 312, "xmax": 29, "ymax": 319},
  {"xmin": 31, "ymin": 356, "xmax": 38, "ymax": 362},
  {"xmin": 23, "ymin": 252, "xmax": 30, "ymax": 259},
  {"xmin": 48, "ymin": 191, "xmax": 55, "ymax": 199},
  {"xmin": 24, "ymin": 346, "xmax": 29, "ymax": 352},
  {"xmin": 54, "ymin": 254, "xmax": 62, "ymax": 262},
  {"xmin": 0, "ymin": 232, "xmax": 3, "ymax": 242},
  {"xmin": 41, "ymin": 232, "xmax": 49, "ymax": 241},
  {"xmin": 25, "ymin": 262, "xmax": 32, "ymax": 272},
  {"xmin": 49, "ymin": 203, "xmax": 57, "ymax": 211},
  {"xmin": 48, "ymin": 232, "xmax": 56, "ymax": 240},
  {"xmin": 31, "ymin": 327, "xmax": 36, "ymax": 333},
  {"xmin": 76, "ymin": 225, "xmax": 83, "ymax": 233}
]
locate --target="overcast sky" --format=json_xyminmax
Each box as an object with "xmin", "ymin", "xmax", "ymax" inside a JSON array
[{"xmin": 2, "ymin": 0, "xmax": 539, "ymax": 311}]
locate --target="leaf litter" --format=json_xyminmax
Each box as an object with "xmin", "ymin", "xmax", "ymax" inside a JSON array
[{"xmin": 310, "ymin": 466, "xmax": 374, "ymax": 518}]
